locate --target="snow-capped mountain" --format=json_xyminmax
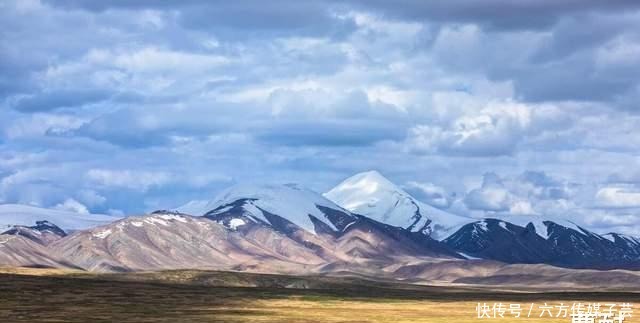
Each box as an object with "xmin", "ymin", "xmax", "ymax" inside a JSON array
[
  {"xmin": 2, "ymin": 220, "xmax": 67, "ymax": 246},
  {"xmin": 175, "ymin": 200, "xmax": 209, "ymax": 216},
  {"xmin": 2, "ymin": 176, "xmax": 639, "ymax": 272},
  {"xmin": 191, "ymin": 183, "xmax": 358, "ymax": 235},
  {"xmin": 444, "ymin": 218, "xmax": 640, "ymax": 269},
  {"xmin": 443, "ymin": 218, "xmax": 553, "ymax": 263},
  {"xmin": 22, "ymin": 207, "xmax": 457, "ymax": 272},
  {"xmin": 324, "ymin": 171, "xmax": 470, "ymax": 239},
  {"xmin": 0, "ymin": 204, "xmax": 121, "ymax": 231},
  {"xmin": 178, "ymin": 182, "xmax": 461, "ymax": 262},
  {"xmin": 604, "ymin": 233, "xmax": 640, "ymax": 258}
]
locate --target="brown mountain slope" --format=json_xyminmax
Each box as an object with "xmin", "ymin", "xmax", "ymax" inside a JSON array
[
  {"xmin": 50, "ymin": 212, "xmax": 329, "ymax": 272},
  {"xmin": 0, "ymin": 235, "xmax": 74, "ymax": 269}
]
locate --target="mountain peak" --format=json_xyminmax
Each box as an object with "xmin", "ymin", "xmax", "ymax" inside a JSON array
[
  {"xmin": 325, "ymin": 170, "xmax": 398, "ymax": 201},
  {"xmin": 325, "ymin": 171, "xmax": 470, "ymax": 239},
  {"xmin": 348, "ymin": 170, "xmax": 394, "ymax": 185},
  {"xmin": 193, "ymin": 183, "xmax": 356, "ymax": 235}
]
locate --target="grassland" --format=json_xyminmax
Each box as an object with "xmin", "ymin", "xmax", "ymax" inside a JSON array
[{"xmin": 0, "ymin": 268, "xmax": 638, "ymax": 322}]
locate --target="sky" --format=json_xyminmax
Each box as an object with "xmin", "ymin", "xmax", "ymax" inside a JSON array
[{"xmin": 1, "ymin": 0, "xmax": 640, "ymax": 234}]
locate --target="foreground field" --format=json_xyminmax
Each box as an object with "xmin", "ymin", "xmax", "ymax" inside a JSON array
[{"xmin": 0, "ymin": 269, "xmax": 638, "ymax": 322}]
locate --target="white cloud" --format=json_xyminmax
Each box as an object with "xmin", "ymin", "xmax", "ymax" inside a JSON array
[
  {"xmin": 406, "ymin": 101, "xmax": 533, "ymax": 156},
  {"xmin": 595, "ymin": 186, "xmax": 640, "ymax": 208},
  {"xmin": 86, "ymin": 169, "xmax": 172, "ymax": 192},
  {"xmin": 464, "ymin": 174, "xmax": 511, "ymax": 212},
  {"xmin": 53, "ymin": 198, "xmax": 90, "ymax": 214},
  {"xmin": 461, "ymin": 171, "xmax": 571, "ymax": 218},
  {"xmin": 77, "ymin": 189, "xmax": 107, "ymax": 207},
  {"xmin": 509, "ymin": 200, "xmax": 536, "ymax": 216}
]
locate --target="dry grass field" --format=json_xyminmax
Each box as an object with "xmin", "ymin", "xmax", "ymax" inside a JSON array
[{"xmin": 0, "ymin": 268, "xmax": 637, "ymax": 323}]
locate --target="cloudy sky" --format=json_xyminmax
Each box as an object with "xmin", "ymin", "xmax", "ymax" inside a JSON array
[{"xmin": 2, "ymin": 0, "xmax": 640, "ymax": 234}]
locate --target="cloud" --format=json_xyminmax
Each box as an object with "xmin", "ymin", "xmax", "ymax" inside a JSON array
[
  {"xmin": 509, "ymin": 201, "xmax": 536, "ymax": 216},
  {"xmin": 44, "ymin": 0, "xmax": 358, "ymax": 39},
  {"xmin": 608, "ymin": 171, "xmax": 640, "ymax": 184},
  {"xmin": 460, "ymin": 171, "xmax": 574, "ymax": 217},
  {"xmin": 404, "ymin": 181, "xmax": 451, "ymax": 209},
  {"xmin": 350, "ymin": 0, "xmax": 640, "ymax": 30},
  {"xmin": 1, "ymin": 0, "xmax": 640, "ymax": 233},
  {"xmin": 406, "ymin": 101, "xmax": 532, "ymax": 156},
  {"xmin": 53, "ymin": 198, "xmax": 90, "ymax": 214},
  {"xmin": 76, "ymin": 189, "xmax": 107, "ymax": 207},
  {"xmin": 85, "ymin": 169, "xmax": 172, "ymax": 192},
  {"xmin": 464, "ymin": 173, "xmax": 512, "ymax": 212},
  {"xmin": 11, "ymin": 89, "xmax": 112, "ymax": 112},
  {"xmin": 595, "ymin": 186, "xmax": 640, "ymax": 208}
]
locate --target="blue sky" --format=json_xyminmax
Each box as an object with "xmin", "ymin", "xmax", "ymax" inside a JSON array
[{"xmin": 2, "ymin": 0, "xmax": 640, "ymax": 234}]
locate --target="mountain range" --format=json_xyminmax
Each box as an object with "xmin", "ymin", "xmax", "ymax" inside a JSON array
[{"xmin": 0, "ymin": 170, "xmax": 639, "ymax": 282}]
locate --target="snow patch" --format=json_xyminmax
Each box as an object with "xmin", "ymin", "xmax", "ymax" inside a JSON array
[
  {"xmin": 93, "ymin": 229, "xmax": 112, "ymax": 239},
  {"xmin": 158, "ymin": 214, "xmax": 188, "ymax": 223},
  {"xmin": 459, "ymin": 252, "xmax": 482, "ymax": 260},
  {"xmin": 477, "ymin": 220, "xmax": 488, "ymax": 232},
  {"xmin": 228, "ymin": 218, "xmax": 246, "ymax": 230},
  {"xmin": 145, "ymin": 217, "xmax": 168, "ymax": 226},
  {"xmin": 498, "ymin": 221, "xmax": 510, "ymax": 231}
]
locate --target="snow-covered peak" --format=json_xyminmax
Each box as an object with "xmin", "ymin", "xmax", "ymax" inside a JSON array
[
  {"xmin": 0, "ymin": 204, "xmax": 121, "ymax": 231},
  {"xmin": 200, "ymin": 183, "xmax": 355, "ymax": 234},
  {"xmin": 493, "ymin": 215, "xmax": 585, "ymax": 240},
  {"xmin": 324, "ymin": 171, "xmax": 471, "ymax": 239},
  {"xmin": 327, "ymin": 170, "xmax": 398, "ymax": 201},
  {"xmin": 175, "ymin": 200, "xmax": 209, "ymax": 216}
]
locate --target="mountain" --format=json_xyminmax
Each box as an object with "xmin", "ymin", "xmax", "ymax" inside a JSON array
[
  {"xmin": 324, "ymin": 171, "xmax": 470, "ymax": 239},
  {"xmin": 2, "ymin": 221, "xmax": 67, "ymax": 246},
  {"xmin": 0, "ymin": 204, "xmax": 120, "ymax": 231},
  {"xmin": 201, "ymin": 183, "xmax": 459, "ymax": 258},
  {"xmin": 51, "ymin": 211, "xmax": 330, "ymax": 272},
  {"xmin": 444, "ymin": 218, "xmax": 640, "ymax": 269},
  {"xmin": 443, "ymin": 218, "xmax": 554, "ymax": 263},
  {"xmin": 45, "ymin": 209, "xmax": 459, "ymax": 272},
  {"xmin": 201, "ymin": 183, "xmax": 358, "ymax": 236},
  {"xmin": 2, "ymin": 176, "xmax": 639, "ymax": 273},
  {"xmin": 0, "ymin": 234, "xmax": 76, "ymax": 269},
  {"xmin": 604, "ymin": 232, "xmax": 640, "ymax": 259},
  {"xmin": 0, "ymin": 183, "xmax": 460, "ymax": 273},
  {"xmin": 0, "ymin": 220, "xmax": 75, "ymax": 269},
  {"xmin": 175, "ymin": 200, "xmax": 209, "ymax": 216}
]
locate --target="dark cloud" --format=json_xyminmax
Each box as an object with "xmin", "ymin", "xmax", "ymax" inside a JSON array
[
  {"xmin": 48, "ymin": 0, "xmax": 640, "ymax": 31},
  {"xmin": 12, "ymin": 89, "xmax": 113, "ymax": 112},
  {"xmin": 178, "ymin": 2, "xmax": 356, "ymax": 40},
  {"xmin": 256, "ymin": 120, "xmax": 405, "ymax": 147},
  {"xmin": 514, "ymin": 66, "xmax": 633, "ymax": 102},
  {"xmin": 45, "ymin": 0, "xmax": 357, "ymax": 39},
  {"xmin": 350, "ymin": 0, "xmax": 640, "ymax": 30},
  {"xmin": 73, "ymin": 105, "xmax": 237, "ymax": 148},
  {"xmin": 529, "ymin": 14, "xmax": 630, "ymax": 63}
]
